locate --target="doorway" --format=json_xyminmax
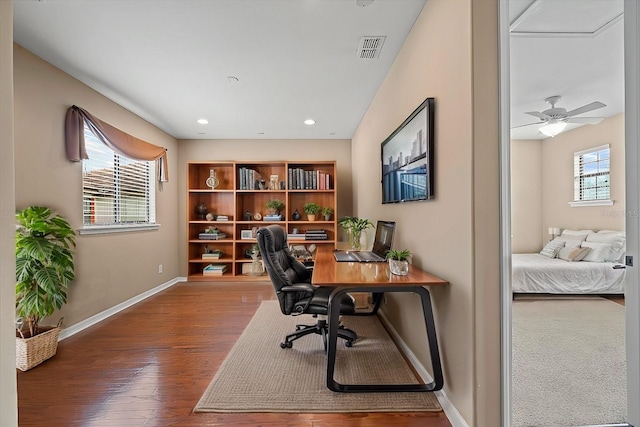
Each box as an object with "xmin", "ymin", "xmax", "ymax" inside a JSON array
[{"xmin": 500, "ymin": 1, "xmax": 639, "ymax": 426}]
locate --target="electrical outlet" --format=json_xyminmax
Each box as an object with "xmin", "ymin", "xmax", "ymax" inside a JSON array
[{"xmin": 158, "ymin": 264, "xmax": 163, "ymax": 274}]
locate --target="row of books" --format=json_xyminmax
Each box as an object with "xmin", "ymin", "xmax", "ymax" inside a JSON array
[
  {"xmin": 198, "ymin": 232, "xmax": 228, "ymax": 240},
  {"xmin": 305, "ymin": 229, "xmax": 328, "ymax": 240},
  {"xmin": 215, "ymin": 215, "xmax": 229, "ymax": 221},
  {"xmin": 288, "ymin": 168, "xmax": 332, "ymax": 190},
  {"xmin": 202, "ymin": 249, "xmax": 223, "ymax": 259},
  {"xmin": 263, "ymin": 214, "xmax": 284, "ymax": 221},
  {"xmin": 238, "ymin": 167, "xmax": 261, "ymax": 190},
  {"xmin": 203, "ymin": 263, "xmax": 227, "ymax": 275}
]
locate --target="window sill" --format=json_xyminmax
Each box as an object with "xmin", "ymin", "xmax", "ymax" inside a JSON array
[
  {"xmin": 568, "ymin": 200, "xmax": 614, "ymax": 208},
  {"xmin": 78, "ymin": 224, "xmax": 160, "ymax": 235}
]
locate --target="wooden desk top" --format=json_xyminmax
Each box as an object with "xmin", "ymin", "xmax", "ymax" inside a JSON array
[{"xmin": 311, "ymin": 247, "xmax": 448, "ymax": 287}]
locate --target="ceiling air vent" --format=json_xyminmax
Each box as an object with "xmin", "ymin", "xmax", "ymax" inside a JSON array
[{"xmin": 357, "ymin": 36, "xmax": 386, "ymax": 59}]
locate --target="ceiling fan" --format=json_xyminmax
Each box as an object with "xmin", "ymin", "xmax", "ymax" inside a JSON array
[{"xmin": 513, "ymin": 95, "xmax": 606, "ymax": 137}]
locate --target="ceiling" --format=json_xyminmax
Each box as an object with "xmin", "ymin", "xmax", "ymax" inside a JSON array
[
  {"xmin": 13, "ymin": 0, "xmax": 625, "ymax": 141},
  {"xmin": 12, "ymin": 0, "xmax": 426, "ymax": 140},
  {"xmin": 509, "ymin": 0, "xmax": 625, "ymax": 140}
]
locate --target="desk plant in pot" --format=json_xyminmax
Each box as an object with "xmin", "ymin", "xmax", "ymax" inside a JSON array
[
  {"xmin": 303, "ymin": 202, "xmax": 321, "ymax": 221},
  {"xmin": 15, "ymin": 206, "xmax": 76, "ymax": 371},
  {"xmin": 338, "ymin": 216, "xmax": 373, "ymax": 250},
  {"xmin": 386, "ymin": 249, "xmax": 411, "ymax": 276}
]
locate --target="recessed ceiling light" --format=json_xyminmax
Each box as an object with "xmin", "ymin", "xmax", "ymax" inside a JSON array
[
  {"xmin": 197, "ymin": 118, "xmax": 209, "ymax": 125},
  {"xmin": 257, "ymin": 132, "xmax": 265, "ymax": 135},
  {"xmin": 227, "ymin": 76, "xmax": 239, "ymax": 83},
  {"xmin": 304, "ymin": 119, "xmax": 316, "ymax": 125},
  {"xmin": 355, "ymin": 0, "xmax": 374, "ymax": 6}
]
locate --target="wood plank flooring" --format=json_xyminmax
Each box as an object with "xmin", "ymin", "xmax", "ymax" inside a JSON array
[{"xmin": 17, "ymin": 282, "xmax": 452, "ymax": 427}]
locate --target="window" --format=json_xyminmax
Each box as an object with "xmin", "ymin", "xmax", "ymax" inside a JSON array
[
  {"xmin": 82, "ymin": 124, "xmax": 156, "ymax": 231},
  {"xmin": 571, "ymin": 144, "xmax": 611, "ymax": 207}
]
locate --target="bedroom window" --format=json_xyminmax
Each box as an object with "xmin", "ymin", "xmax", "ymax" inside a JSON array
[
  {"xmin": 82, "ymin": 124, "xmax": 157, "ymax": 233},
  {"xmin": 571, "ymin": 144, "xmax": 612, "ymax": 207}
]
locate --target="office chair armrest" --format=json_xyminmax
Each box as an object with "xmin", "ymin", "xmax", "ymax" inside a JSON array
[
  {"xmin": 280, "ymin": 283, "xmax": 315, "ymax": 294},
  {"xmin": 280, "ymin": 283, "xmax": 316, "ymax": 315}
]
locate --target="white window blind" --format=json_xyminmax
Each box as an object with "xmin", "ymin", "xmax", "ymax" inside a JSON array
[
  {"xmin": 82, "ymin": 124, "xmax": 156, "ymax": 227},
  {"xmin": 573, "ymin": 144, "xmax": 610, "ymax": 202}
]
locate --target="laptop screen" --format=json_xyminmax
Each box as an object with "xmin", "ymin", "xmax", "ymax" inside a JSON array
[{"xmin": 372, "ymin": 221, "xmax": 396, "ymax": 257}]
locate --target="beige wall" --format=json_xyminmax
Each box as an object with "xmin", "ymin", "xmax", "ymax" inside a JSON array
[
  {"xmin": 1, "ymin": 1, "xmax": 18, "ymax": 425},
  {"xmin": 511, "ymin": 140, "xmax": 542, "ymax": 253},
  {"xmin": 511, "ymin": 114, "xmax": 626, "ymax": 252},
  {"xmin": 350, "ymin": 1, "xmax": 500, "ymax": 426},
  {"xmin": 177, "ymin": 139, "xmax": 352, "ymax": 276},
  {"xmin": 542, "ymin": 113, "xmax": 625, "ymax": 235},
  {"xmin": 13, "ymin": 45, "xmax": 180, "ymax": 329}
]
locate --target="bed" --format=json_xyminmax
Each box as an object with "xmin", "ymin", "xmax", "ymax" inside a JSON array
[{"xmin": 512, "ymin": 229, "xmax": 626, "ymax": 294}]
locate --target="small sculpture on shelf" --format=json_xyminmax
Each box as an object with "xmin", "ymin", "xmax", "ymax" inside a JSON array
[
  {"xmin": 195, "ymin": 202, "xmax": 208, "ymax": 220},
  {"xmin": 291, "ymin": 209, "xmax": 301, "ymax": 221},
  {"xmin": 206, "ymin": 169, "xmax": 219, "ymax": 189}
]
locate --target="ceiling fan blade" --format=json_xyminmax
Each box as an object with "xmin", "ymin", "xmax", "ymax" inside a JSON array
[
  {"xmin": 524, "ymin": 111, "xmax": 549, "ymax": 120},
  {"xmin": 511, "ymin": 121, "xmax": 542, "ymax": 129},
  {"xmin": 565, "ymin": 101, "xmax": 606, "ymax": 117},
  {"xmin": 566, "ymin": 117, "xmax": 605, "ymax": 125}
]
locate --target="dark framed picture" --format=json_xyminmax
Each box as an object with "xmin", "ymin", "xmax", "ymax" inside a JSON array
[{"xmin": 381, "ymin": 97, "xmax": 434, "ymax": 204}]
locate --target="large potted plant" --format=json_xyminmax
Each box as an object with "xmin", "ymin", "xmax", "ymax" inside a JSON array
[
  {"xmin": 15, "ymin": 206, "xmax": 76, "ymax": 371},
  {"xmin": 338, "ymin": 216, "xmax": 373, "ymax": 250}
]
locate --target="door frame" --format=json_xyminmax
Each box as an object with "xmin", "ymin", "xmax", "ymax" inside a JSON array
[{"xmin": 498, "ymin": 1, "xmax": 640, "ymax": 426}]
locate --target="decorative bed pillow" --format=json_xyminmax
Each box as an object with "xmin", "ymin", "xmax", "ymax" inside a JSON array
[
  {"xmin": 565, "ymin": 246, "xmax": 591, "ymax": 262},
  {"xmin": 557, "ymin": 240, "xmax": 583, "ymax": 261},
  {"xmin": 581, "ymin": 241, "xmax": 614, "ymax": 262},
  {"xmin": 539, "ymin": 239, "xmax": 565, "ymax": 258}
]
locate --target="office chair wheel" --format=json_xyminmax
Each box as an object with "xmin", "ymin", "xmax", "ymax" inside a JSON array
[
  {"xmin": 280, "ymin": 341, "xmax": 293, "ymax": 349},
  {"xmin": 345, "ymin": 340, "xmax": 353, "ymax": 347}
]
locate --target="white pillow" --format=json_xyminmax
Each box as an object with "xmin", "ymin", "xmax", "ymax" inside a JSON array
[
  {"xmin": 540, "ymin": 239, "xmax": 565, "ymax": 258},
  {"xmin": 586, "ymin": 231, "xmax": 625, "ymax": 262},
  {"xmin": 581, "ymin": 241, "xmax": 614, "ymax": 262},
  {"xmin": 560, "ymin": 230, "xmax": 593, "ymax": 241}
]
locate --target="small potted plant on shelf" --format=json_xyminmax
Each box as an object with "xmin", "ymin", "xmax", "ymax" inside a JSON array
[
  {"xmin": 303, "ymin": 202, "xmax": 321, "ymax": 221},
  {"xmin": 386, "ymin": 249, "xmax": 412, "ymax": 276},
  {"xmin": 321, "ymin": 206, "xmax": 334, "ymax": 221},
  {"xmin": 338, "ymin": 216, "xmax": 373, "ymax": 250},
  {"xmin": 15, "ymin": 206, "xmax": 76, "ymax": 371},
  {"xmin": 265, "ymin": 199, "xmax": 285, "ymax": 217}
]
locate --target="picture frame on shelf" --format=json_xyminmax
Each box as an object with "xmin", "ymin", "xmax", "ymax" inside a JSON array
[
  {"xmin": 240, "ymin": 230, "xmax": 253, "ymax": 240},
  {"xmin": 269, "ymin": 174, "xmax": 279, "ymax": 190}
]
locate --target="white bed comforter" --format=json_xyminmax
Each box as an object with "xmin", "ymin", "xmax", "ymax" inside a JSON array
[{"xmin": 512, "ymin": 253, "xmax": 625, "ymax": 294}]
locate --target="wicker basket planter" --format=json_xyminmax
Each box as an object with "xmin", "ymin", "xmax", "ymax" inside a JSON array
[{"xmin": 16, "ymin": 326, "xmax": 60, "ymax": 371}]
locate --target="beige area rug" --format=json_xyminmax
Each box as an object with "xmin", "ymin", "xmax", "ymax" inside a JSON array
[
  {"xmin": 512, "ymin": 296, "xmax": 627, "ymax": 427},
  {"xmin": 194, "ymin": 300, "xmax": 441, "ymax": 413}
]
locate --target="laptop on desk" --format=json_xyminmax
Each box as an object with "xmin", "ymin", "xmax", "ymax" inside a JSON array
[{"xmin": 333, "ymin": 220, "xmax": 396, "ymax": 262}]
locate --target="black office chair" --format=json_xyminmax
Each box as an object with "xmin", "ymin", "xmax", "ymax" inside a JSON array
[{"xmin": 256, "ymin": 225, "xmax": 357, "ymax": 350}]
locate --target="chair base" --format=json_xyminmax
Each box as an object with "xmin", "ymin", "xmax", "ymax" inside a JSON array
[{"xmin": 280, "ymin": 319, "xmax": 357, "ymax": 352}]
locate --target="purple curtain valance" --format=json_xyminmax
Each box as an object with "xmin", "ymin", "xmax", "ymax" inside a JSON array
[{"xmin": 65, "ymin": 105, "xmax": 168, "ymax": 182}]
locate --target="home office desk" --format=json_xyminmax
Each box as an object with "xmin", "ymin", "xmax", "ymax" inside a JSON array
[{"xmin": 312, "ymin": 247, "xmax": 448, "ymax": 393}]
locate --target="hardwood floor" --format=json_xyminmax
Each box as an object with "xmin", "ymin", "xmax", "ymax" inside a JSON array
[{"xmin": 17, "ymin": 282, "xmax": 452, "ymax": 427}]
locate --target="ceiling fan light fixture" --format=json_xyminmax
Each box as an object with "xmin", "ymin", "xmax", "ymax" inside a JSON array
[{"xmin": 539, "ymin": 121, "xmax": 567, "ymax": 137}]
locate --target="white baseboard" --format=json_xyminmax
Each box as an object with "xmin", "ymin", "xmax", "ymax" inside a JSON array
[
  {"xmin": 377, "ymin": 310, "xmax": 470, "ymax": 427},
  {"xmin": 58, "ymin": 277, "xmax": 185, "ymax": 341}
]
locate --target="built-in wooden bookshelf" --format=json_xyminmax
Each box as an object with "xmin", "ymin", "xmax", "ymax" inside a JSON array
[{"xmin": 187, "ymin": 161, "xmax": 337, "ymax": 281}]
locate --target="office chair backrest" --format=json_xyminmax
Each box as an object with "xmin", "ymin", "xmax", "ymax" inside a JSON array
[{"xmin": 256, "ymin": 225, "xmax": 311, "ymax": 315}]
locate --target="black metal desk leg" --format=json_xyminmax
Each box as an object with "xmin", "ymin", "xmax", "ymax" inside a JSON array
[{"xmin": 326, "ymin": 286, "xmax": 443, "ymax": 392}]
